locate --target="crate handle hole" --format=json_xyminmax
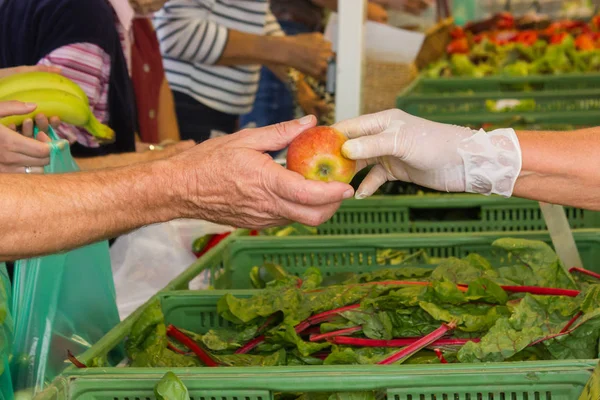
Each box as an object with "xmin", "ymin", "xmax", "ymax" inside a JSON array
[{"xmin": 409, "ymin": 207, "xmax": 482, "ymax": 222}]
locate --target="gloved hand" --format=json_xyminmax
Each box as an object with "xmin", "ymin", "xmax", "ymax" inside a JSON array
[{"xmin": 334, "ymin": 109, "xmax": 522, "ymax": 199}]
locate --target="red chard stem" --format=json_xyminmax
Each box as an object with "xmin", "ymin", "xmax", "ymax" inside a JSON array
[
  {"xmin": 235, "ymin": 335, "xmax": 266, "ymax": 354},
  {"xmin": 167, "ymin": 324, "xmax": 219, "ymax": 367},
  {"xmin": 310, "ymin": 326, "xmax": 362, "ymax": 342},
  {"xmin": 569, "ymin": 267, "xmax": 600, "ymax": 281},
  {"xmin": 67, "ymin": 350, "xmax": 86, "ymax": 368},
  {"xmin": 167, "ymin": 342, "xmax": 192, "ymax": 355},
  {"xmin": 434, "ymin": 348, "xmax": 448, "ymax": 364},
  {"xmin": 377, "ymin": 322, "xmax": 457, "ymax": 365},
  {"xmin": 499, "ymin": 286, "xmax": 580, "ymax": 297},
  {"xmin": 329, "ymin": 335, "xmax": 477, "ymax": 348},
  {"xmin": 560, "ymin": 311, "xmax": 583, "ymax": 333},
  {"xmin": 307, "ymin": 304, "xmax": 361, "ymax": 325}
]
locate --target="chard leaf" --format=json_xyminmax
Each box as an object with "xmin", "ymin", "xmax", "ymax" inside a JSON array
[
  {"xmin": 218, "ymin": 288, "xmax": 306, "ymax": 325},
  {"xmin": 579, "ymin": 361, "xmax": 600, "ymax": 400},
  {"xmin": 154, "ymin": 372, "xmax": 190, "ymax": 400},
  {"xmin": 363, "ymin": 286, "xmax": 425, "ymax": 309},
  {"xmin": 431, "ymin": 257, "xmax": 499, "ymax": 285},
  {"xmin": 419, "ymin": 302, "xmax": 510, "ymax": 333},
  {"xmin": 319, "ymin": 320, "xmax": 359, "ymax": 333},
  {"xmin": 215, "ymin": 349, "xmax": 286, "ymax": 366},
  {"xmin": 286, "ymin": 350, "xmax": 325, "ymax": 366},
  {"xmin": 126, "ymin": 299, "xmax": 165, "ymax": 352},
  {"xmin": 492, "ymin": 238, "xmax": 577, "ymax": 289},
  {"xmin": 343, "ymin": 266, "xmax": 432, "ymax": 284},
  {"xmin": 201, "ymin": 325, "xmax": 258, "ymax": 351},
  {"xmin": 341, "ymin": 307, "xmax": 394, "ymax": 340},
  {"xmin": 465, "ymin": 278, "xmax": 508, "ymax": 304},
  {"xmin": 544, "ymin": 285, "xmax": 600, "ymax": 359},
  {"xmin": 301, "ymin": 267, "xmax": 323, "ymax": 290},
  {"xmin": 421, "ymin": 280, "xmax": 468, "ymax": 305},
  {"xmin": 270, "ymin": 324, "xmax": 331, "ymax": 356},
  {"xmin": 125, "ymin": 300, "xmax": 201, "ymax": 368},
  {"xmin": 323, "ymin": 346, "xmax": 396, "ymax": 365},
  {"xmin": 375, "ymin": 249, "xmax": 429, "ymax": 266},
  {"xmin": 388, "ymin": 308, "xmax": 441, "ymax": 337},
  {"xmin": 458, "ymin": 294, "xmax": 580, "ymax": 363}
]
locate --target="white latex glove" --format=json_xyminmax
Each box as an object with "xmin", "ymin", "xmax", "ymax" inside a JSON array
[{"xmin": 335, "ymin": 109, "xmax": 522, "ymax": 199}]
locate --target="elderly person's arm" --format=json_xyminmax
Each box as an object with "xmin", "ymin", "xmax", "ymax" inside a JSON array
[{"xmin": 0, "ymin": 116, "xmax": 353, "ymax": 261}]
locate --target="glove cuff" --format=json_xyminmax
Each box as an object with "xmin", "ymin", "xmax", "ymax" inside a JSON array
[{"xmin": 458, "ymin": 128, "xmax": 522, "ymax": 197}]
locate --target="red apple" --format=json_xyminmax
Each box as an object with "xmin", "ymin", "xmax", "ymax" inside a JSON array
[{"xmin": 286, "ymin": 126, "xmax": 356, "ymax": 184}]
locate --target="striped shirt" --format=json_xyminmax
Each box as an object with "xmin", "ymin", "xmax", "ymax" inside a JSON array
[
  {"xmin": 36, "ymin": 0, "xmax": 133, "ymax": 147},
  {"xmin": 153, "ymin": 0, "xmax": 284, "ymax": 115}
]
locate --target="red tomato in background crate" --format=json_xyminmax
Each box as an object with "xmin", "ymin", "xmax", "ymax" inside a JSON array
[
  {"xmin": 446, "ymin": 38, "xmax": 469, "ymax": 54},
  {"xmin": 576, "ymin": 33, "xmax": 595, "ymax": 50}
]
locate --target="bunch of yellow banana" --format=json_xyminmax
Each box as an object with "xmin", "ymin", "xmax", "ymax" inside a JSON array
[{"xmin": 0, "ymin": 71, "xmax": 115, "ymax": 143}]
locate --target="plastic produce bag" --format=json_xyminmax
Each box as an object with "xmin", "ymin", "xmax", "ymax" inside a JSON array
[
  {"xmin": 110, "ymin": 219, "xmax": 233, "ymax": 320},
  {"xmin": 10, "ymin": 128, "xmax": 122, "ymax": 398},
  {"xmin": 0, "ymin": 263, "xmax": 14, "ymax": 400}
]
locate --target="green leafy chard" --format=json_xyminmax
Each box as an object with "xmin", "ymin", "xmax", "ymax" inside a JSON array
[
  {"xmin": 123, "ymin": 239, "xmax": 600, "ymax": 369},
  {"xmin": 154, "ymin": 372, "xmax": 190, "ymax": 400}
]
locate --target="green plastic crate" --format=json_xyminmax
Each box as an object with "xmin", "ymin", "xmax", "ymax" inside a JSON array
[
  {"xmin": 37, "ymin": 230, "xmax": 600, "ymax": 400},
  {"xmin": 38, "ymin": 291, "xmax": 598, "ymax": 400},
  {"xmin": 324, "ymin": 194, "xmax": 600, "ymax": 235},
  {"xmin": 215, "ymin": 230, "xmax": 600, "ymax": 289},
  {"xmin": 161, "ymin": 229, "xmax": 600, "ymax": 291},
  {"xmin": 405, "ymin": 73, "xmax": 600, "ymax": 95},
  {"xmin": 396, "ymin": 86, "xmax": 600, "ymax": 121},
  {"xmin": 42, "ymin": 358, "xmax": 598, "ymax": 400}
]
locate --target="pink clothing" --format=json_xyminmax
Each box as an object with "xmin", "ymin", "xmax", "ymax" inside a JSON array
[{"xmin": 37, "ymin": 0, "xmax": 134, "ymax": 147}]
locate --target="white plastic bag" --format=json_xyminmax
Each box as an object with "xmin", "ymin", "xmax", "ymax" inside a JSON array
[{"xmin": 110, "ymin": 219, "xmax": 233, "ymax": 320}]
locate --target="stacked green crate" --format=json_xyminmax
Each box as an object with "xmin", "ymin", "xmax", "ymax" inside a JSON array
[
  {"xmin": 42, "ymin": 358, "xmax": 598, "ymax": 400},
  {"xmin": 322, "ymin": 194, "xmax": 600, "ymax": 235},
  {"xmin": 395, "ymin": 74, "xmax": 600, "ymax": 127},
  {"xmin": 177, "ymin": 230, "xmax": 600, "ymax": 290}
]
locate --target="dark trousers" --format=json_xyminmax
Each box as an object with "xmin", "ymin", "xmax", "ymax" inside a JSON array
[{"xmin": 173, "ymin": 91, "xmax": 239, "ymax": 143}]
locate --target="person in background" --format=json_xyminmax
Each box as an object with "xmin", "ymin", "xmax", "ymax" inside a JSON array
[
  {"xmin": 153, "ymin": 0, "xmax": 334, "ymax": 143},
  {"xmin": 0, "ymin": 0, "xmax": 190, "ymax": 171},
  {"xmin": 240, "ymin": 0, "xmax": 433, "ymax": 130}
]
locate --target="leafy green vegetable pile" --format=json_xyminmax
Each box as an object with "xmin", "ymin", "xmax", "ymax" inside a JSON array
[
  {"xmin": 425, "ymin": 36, "xmax": 600, "ymax": 78},
  {"xmin": 425, "ymin": 18, "xmax": 600, "ymax": 78},
  {"xmin": 124, "ymin": 239, "xmax": 600, "ymax": 368}
]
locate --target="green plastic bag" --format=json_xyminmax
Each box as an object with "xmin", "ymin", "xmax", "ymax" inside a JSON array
[
  {"xmin": 0, "ymin": 263, "xmax": 14, "ymax": 400},
  {"xmin": 10, "ymin": 128, "xmax": 122, "ymax": 398}
]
